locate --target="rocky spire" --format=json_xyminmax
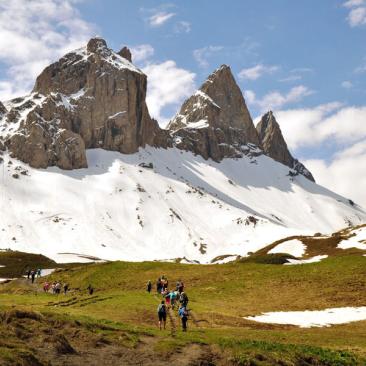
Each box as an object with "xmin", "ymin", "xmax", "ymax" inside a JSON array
[
  {"xmin": 118, "ymin": 46, "xmax": 132, "ymax": 62},
  {"xmin": 167, "ymin": 65, "xmax": 260, "ymax": 161},
  {"xmin": 3, "ymin": 37, "xmax": 169, "ymax": 170},
  {"xmin": 256, "ymin": 111, "xmax": 315, "ymax": 181}
]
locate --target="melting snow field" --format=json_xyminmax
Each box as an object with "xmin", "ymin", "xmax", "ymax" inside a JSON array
[
  {"xmin": 0, "ymin": 147, "xmax": 364, "ymax": 263},
  {"xmin": 338, "ymin": 227, "xmax": 366, "ymax": 250},
  {"xmin": 245, "ymin": 307, "xmax": 366, "ymax": 328},
  {"xmin": 268, "ymin": 239, "xmax": 306, "ymax": 257}
]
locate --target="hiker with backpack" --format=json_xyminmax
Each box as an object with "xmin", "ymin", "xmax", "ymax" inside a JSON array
[
  {"xmin": 178, "ymin": 305, "xmax": 189, "ymax": 332},
  {"xmin": 156, "ymin": 278, "xmax": 162, "ymax": 293},
  {"xmin": 179, "ymin": 291, "xmax": 189, "ymax": 307},
  {"xmin": 157, "ymin": 300, "xmax": 167, "ymax": 330},
  {"xmin": 169, "ymin": 290, "xmax": 178, "ymax": 309},
  {"xmin": 147, "ymin": 280, "xmax": 152, "ymax": 293}
]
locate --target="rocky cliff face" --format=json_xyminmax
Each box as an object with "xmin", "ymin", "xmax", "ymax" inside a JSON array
[
  {"xmin": 256, "ymin": 111, "xmax": 315, "ymax": 181},
  {"xmin": 0, "ymin": 38, "xmax": 168, "ymax": 169},
  {"xmin": 168, "ymin": 65, "xmax": 260, "ymax": 161},
  {"xmin": 0, "ymin": 38, "xmax": 314, "ymax": 181}
]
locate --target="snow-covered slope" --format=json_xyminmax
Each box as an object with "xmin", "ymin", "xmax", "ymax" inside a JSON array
[{"xmin": 0, "ymin": 146, "xmax": 364, "ymax": 263}]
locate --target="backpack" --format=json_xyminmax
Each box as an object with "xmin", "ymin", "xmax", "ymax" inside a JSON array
[
  {"xmin": 158, "ymin": 304, "xmax": 166, "ymax": 314},
  {"xmin": 180, "ymin": 293, "xmax": 188, "ymax": 303}
]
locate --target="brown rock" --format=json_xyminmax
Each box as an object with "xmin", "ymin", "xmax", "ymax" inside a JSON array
[
  {"xmin": 256, "ymin": 111, "xmax": 315, "ymax": 181},
  {"xmin": 4, "ymin": 37, "xmax": 169, "ymax": 169},
  {"xmin": 168, "ymin": 65, "xmax": 260, "ymax": 161},
  {"xmin": 118, "ymin": 46, "xmax": 132, "ymax": 62}
]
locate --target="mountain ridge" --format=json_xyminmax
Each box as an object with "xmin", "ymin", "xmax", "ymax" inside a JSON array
[{"xmin": 0, "ymin": 37, "xmax": 311, "ymax": 181}]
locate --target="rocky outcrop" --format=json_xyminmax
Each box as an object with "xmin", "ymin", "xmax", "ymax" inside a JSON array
[
  {"xmin": 118, "ymin": 46, "xmax": 132, "ymax": 62},
  {"xmin": 256, "ymin": 111, "xmax": 315, "ymax": 182},
  {"xmin": 168, "ymin": 65, "xmax": 260, "ymax": 161},
  {"xmin": 0, "ymin": 37, "xmax": 168, "ymax": 169}
]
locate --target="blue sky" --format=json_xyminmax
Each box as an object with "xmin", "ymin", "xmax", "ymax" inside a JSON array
[{"xmin": 0, "ymin": 0, "xmax": 365, "ymax": 205}]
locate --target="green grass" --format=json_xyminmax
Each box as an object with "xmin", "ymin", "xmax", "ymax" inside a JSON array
[{"xmin": 1, "ymin": 254, "xmax": 366, "ymax": 364}]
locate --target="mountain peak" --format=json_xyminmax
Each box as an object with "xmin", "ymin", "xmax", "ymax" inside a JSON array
[
  {"xmin": 167, "ymin": 64, "xmax": 260, "ymax": 161},
  {"xmin": 86, "ymin": 37, "xmax": 108, "ymax": 53},
  {"xmin": 256, "ymin": 111, "xmax": 315, "ymax": 182},
  {"xmin": 0, "ymin": 39, "xmax": 168, "ymax": 170}
]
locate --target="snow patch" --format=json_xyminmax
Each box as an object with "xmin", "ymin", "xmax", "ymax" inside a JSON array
[
  {"xmin": 245, "ymin": 307, "xmax": 366, "ymax": 328},
  {"xmin": 284, "ymin": 255, "xmax": 328, "ymax": 265},
  {"xmin": 338, "ymin": 227, "xmax": 366, "ymax": 250},
  {"xmin": 185, "ymin": 119, "xmax": 209, "ymax": 129},
  {"xmin": 268, "ymin": 239, "xmax": 306, "ymax": 257}
]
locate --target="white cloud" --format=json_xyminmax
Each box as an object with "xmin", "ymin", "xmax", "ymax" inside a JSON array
[
  {"xmin": 175, "ymin": 21, "xmax": 191, "ymax": 33},
  {"xmin": 238, "ymin": 64, "xmax": 279, "ymax": 81},
  {"xmin": 343, "ymin": 0, "xmax": 366, "ymax": 27},
  {"xmin": 279, "ymin": 75, "xmax": 302, "ymax": 83},
  {"xmin": 246, "ymin": 85, "xmax": 314, "ymax": 112},
  {"xmin": 274, "ymin": 104, "xmax": 366, "ymax": 150},
  {"xmin": 143, "ymin": 61, "xmax": 196, "ymax": 126},
  {"xmin": 130, "ymin": 44, "xmax": 154, "ymax": 64},
  {"xmin": 193, "ymin": 46, "xmax": 223, "ymax": 68},
  {"xmin": 0, "ymin": 0, "xmax": 96, "ymax": 101},
  {"xmin": 344, "ymin": 0, "xmax": 365, "ymax": 8},
  {"xmin": 149, "ymin": 11, "xmax": 176, "ymax": 27},
  {"xmin": 304, "ymin": 141, "xmax": 366, "ymax": 207},
  {"xmin": 355, "ymin": 59, "xmax": 366, "ymax": 73},
  {"xmin": 341, "ymin": 80, "xmax": 353, "ymax": 88},
  {"xmin": 271, "ymin": 102, "xmax": 366, "ymax": 207}
]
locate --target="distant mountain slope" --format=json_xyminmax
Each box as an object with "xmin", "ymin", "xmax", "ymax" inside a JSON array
[{"xmin": 0, "ymin": 147, "xmax": 364, "ymax": 263}]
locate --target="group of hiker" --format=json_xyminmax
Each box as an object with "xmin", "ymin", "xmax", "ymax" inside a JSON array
[
  {"xmin": 43, "ymin": 281, "xmax": 69, "ymax": 294},
  {"xmin": 148, "ymin": 276, "xmax": 190, "ymax": 332},
  {"xmin": 42, "ymin": 282, "xmax": 95, "ymax": 295},
  {"xmin": 26, "ymin": 268, "xmax": 42, "ymax": 284}
]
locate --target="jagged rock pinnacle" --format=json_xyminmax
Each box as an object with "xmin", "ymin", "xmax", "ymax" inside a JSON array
[
  {"xmin": 118, "ymin": 46, "xmax": 132, "ymax": 62},
  {"xmin": 167, "ymin": 64, "xmax": 260, "ymax": 161},
  {"xmin": 256, "ymin": 111, "xmax": 315, "ymax": 181}
]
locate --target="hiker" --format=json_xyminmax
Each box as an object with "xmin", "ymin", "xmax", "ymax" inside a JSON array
[
  {"xmin": 31, "ymin": 270, "xmax": 36, "ymax": 284},
  {"xmin": 87, "ymin": 284, "xmax": 94, "ymax": 295},
  {"xmin": 165, "ymin": 292, "xmax": 171, "ymax": 307},
  {"xmin": 37, "ymin": 268, "xmax": 41, "ymax": 278},
  {"xmin": 157, "ymin": 300, "xmax": 167, "ymax": 330},
  {"xmin": 63, "ymin": 283, "xmax": 69, "ymax": 295},
  {"xmin": 55, "ymin": 282, "xmax": 62, "ymax": 294},
  {"xmin": 147, "ymin": 280, "xmax": 152, "ymax": 293},
  {"xmin": 179, "ymin": 291, "xmax": 189, "ymax": 307},
  {"xmin": 170, "ymin": 290, "xmax": 178, "ymax": 309},
  {"xmin": 43, "ymin": 282, "xmax": 50, "ymax": 292},
  {"xmin": 51, "ymin": 282, "xmax": 56, "ymax": 294},
  {"xmin": 26, "ymin": 269, "xmax": 31, "ymax": 279},
  {"xmin": 156, "ymin": 278, "xmax": 162, "ymax": 293},
  {"xmin": 178, "ymin": 281, "xmax": 184, "ymax": 294},
  {"xmin": 178, "ymin": 306, "xmax": 188, "ymax": 332}
]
